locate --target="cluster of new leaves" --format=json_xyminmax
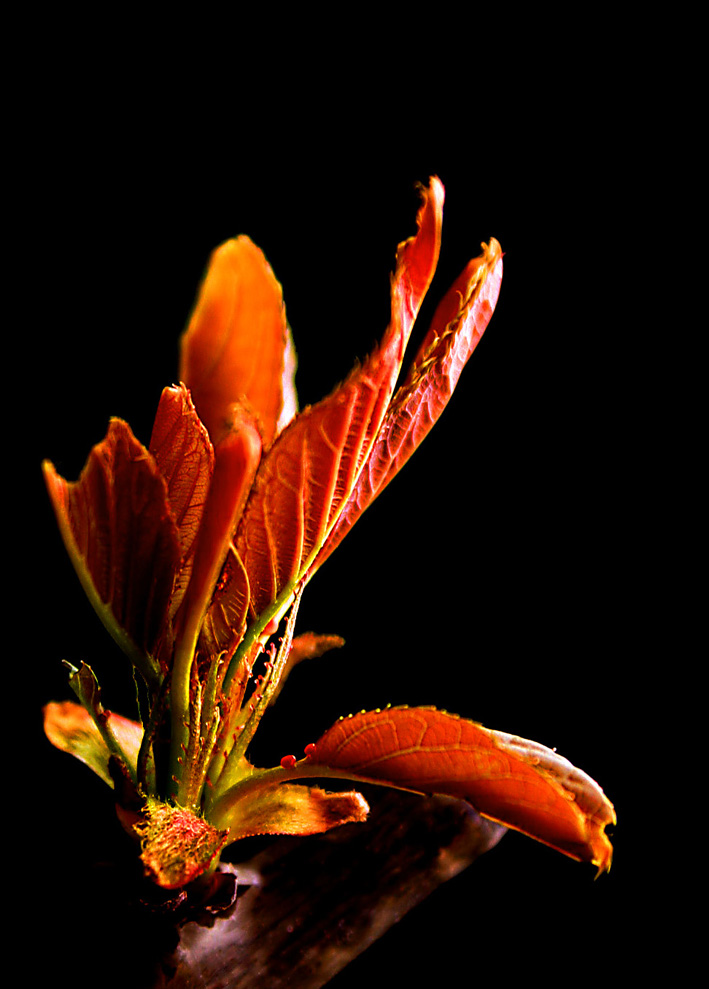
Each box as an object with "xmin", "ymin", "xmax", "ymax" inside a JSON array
[{"xmin": 43, "ymin": 177, "xmax": 614, "ymax": 889}]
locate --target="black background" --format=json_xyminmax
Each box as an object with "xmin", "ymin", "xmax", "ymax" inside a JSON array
[{"xmin": 14, "ymin": 15, "xmax": 680, "ymax": 988}]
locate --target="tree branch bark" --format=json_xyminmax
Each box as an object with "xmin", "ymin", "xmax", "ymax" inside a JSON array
[{"xmin": 160, "ymin": 789, "xmax": 505, "ymax": 988}]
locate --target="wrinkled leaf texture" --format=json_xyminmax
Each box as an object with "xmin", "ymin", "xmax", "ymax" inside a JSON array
[
  {"xmin": 43, "ymin": 179, "xmax": 503, "ymax": 679},
  {"xmin": 42, "ymin": 421, "xmax": 182, "ymax": 681},
  {"xmin": 203, "ymin": 179, "xmax": 502, "ymax": 653}
]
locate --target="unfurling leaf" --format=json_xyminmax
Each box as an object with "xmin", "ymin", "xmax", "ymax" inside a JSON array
[
  {"xmin": 307, "ymin": 707, "xmax": 615, "ymax": 874},
  {"xmin": 43, "ymin": 699, "xmax": 143, "ymax": 788},
  {"xmin": 204, "ymin": 179, "xmax": 444, "ymax": 650},
  {"xmin": 268, "ymin": 632, "xmax": 346, "ymax": 706},
  {"xmin": 43, "ymin": 175, "xmax": 614, "ymax": 903},
  {"xmin": 179, "ymin": 235, "xmax": 297, "ymax": 447},
  {"xmin": 316, "ymin": 238, "xmax": 503, "ymax": 569},
  {"xmin": 173, "ymin": 401, "xmax": 262, "ymax": 654},
  {"xmin": 42, "ymin": 420, "xmax": 181, "ymax": 684},
  {"xmin": 211, "ymin": 782, "xmax": 369, "ymax": 840}
]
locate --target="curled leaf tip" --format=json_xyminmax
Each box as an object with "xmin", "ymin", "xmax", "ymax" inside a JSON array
[
  {"xmin": 179, "ymin": 235, "xmax": 293, "ymax": 448},
  {"xmin": 210, "ymin": 782, "xmax": 370, "ymax": 840},
  {"xmin": 308, "ymin": 707, "xmax": 615, "ymax": 874}
]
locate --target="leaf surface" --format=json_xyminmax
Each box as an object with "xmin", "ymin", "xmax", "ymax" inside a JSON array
[
  {"xmin": 179, "ymin": 236, "xmax": 296, "ymax": 446},
  {"xmin": 43, "ymin": 420, "xmax": 181, "ymax": 682},
  {"xmin": 43, "ymin": 699, "xmax": 143, "ymax": 787},
  {"xmin": 205, "ymin": 178, "xmax": 444, "ymax": 646},
  {"xmin": 307, "ymin": 707, "xmax": 615, "ymax": 873},
  {"xmin": 149, "ymin": 384, "xmax": 214, "ymax": 620},
  {"xmin": 315, "ymin": 239, "xmax": 503, "ymax": 569},
  {"xmin": 173, "ymin": 401, "xmax": 262, "ymax": 654}
]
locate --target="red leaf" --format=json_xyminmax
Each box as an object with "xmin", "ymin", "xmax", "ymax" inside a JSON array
[
  {"xmin": 174, "ymin": 402, "xmax": 262, "ymax": 657},
  {"xmin": 179, "ymin": 236, "xmax": 296, "ymax": 446},
  {"xmin": 206, "ymin": 178, "xmax": 444, "ymax": 640},
  {"xmin": 315, "ymin": 238, "xmax": 503, "ymax": 569},
  {"xmin": 308, "ymin": 707, "xmax": 615, "ymax": 873},
  {"xmin": 149, "ymin": 385, "xmax": 214, "ymax": 620},
  {"xmin": 43, "ymin": 421, "xmax": 181, "ymax": 681}
]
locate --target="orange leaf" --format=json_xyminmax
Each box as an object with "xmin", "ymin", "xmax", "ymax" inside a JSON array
[
  {"xmin": 43, "ymin": 699, "xmax": 143, "ymax": 787},
  {"xmin": 212, "ymin": 783, "xmax": 369, "ymax": 841},
  {"xmin": 179, "ymin": 236, "xmax": 296, "ymax": 447},
  {"xmin": 42, "ymin": 420, "xmax": 181, "ymax": 682},
  {"xmin": 205, "ymin": 178, "xmax": 444, "ymax": 642},
  {"xmin": 308, "ymin": 707, "xmax": 615, "ymax": 873},
  {"xmin": 268, "ymin": 632, "xmax": 346, "ymax": 705},
  {"xmin": 149, "ymin": 384, "xmax": 214, "ymax": 620},
  {"xmin": 174, "ymin": 401, "xmax": 262, "ymax": 655},
  {"xmin": 315, "ymin": 238, "xmax": 503, "ymax": 569}
]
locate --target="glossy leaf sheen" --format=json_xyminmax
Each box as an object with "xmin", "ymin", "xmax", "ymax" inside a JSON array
[{"xmin": 309, "ymin": 707, "xmax": 615, "ymax": 873}]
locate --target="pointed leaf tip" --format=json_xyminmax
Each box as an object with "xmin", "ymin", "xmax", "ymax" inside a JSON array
[
  {"xmin": 387, "ymin": 176, "xmax": 445, "ymax": 348},
  {"xmin": 179, "ymin": 236, "xmax": 295, "ymax": 447},
  {"xmin": 149, "ymin": 384, "xmax": 215, "ymax": 622},
  {"xmin": 43, "ymin": 421, "xmax": 181, "ymax": 683},
  {"xmin": 314, "ymin": 236, "xmax": 503, "ymax": 570}
]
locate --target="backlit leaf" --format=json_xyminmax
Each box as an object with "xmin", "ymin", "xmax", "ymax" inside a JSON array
[
  {"xmin": 307, "ymin": 707, "xmax": 615, "ymax": 873},
  {"xmin": 315, "ymin": 239, "xmax": 503, "ymax": 569},
  {"xmin": 43, "ymin": 699, "xmax": 143, "ymax": 788},
  {"xmin": 43, "ymin": 420, "xmax": 181, "ymax": 683},
  {"xmin": 179, "ymin": 236, "xmax": 295, "ymax": 447},
  {"xmin": 205, "ymin": 178, "xmax": 444, "ymax": 645},
  {"xmin": 268, "ymin": 632, "xmax": 346, "ymax": 705},
  {"xmin": 149, "ymin": 384, "xmax": 214, "ymax": 620},
  {"xmin": 174, "ymin": 401, "xmax": 262, "ymax": 655}
]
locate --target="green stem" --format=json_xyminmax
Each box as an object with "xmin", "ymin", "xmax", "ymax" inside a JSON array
[
  {"xmin": 167, "ymin": 620, "xmax": 201, "ymax": 800},
  {"xmin": 136, "ymin": 675, "xmax": 169, "ymax": 795},
  {"xmin": 207, "ymin": 755, "xmax": 416, "ymax": 833},
  {"xmin": 202, "ymin": 581, "xmax": 301, "ymax": 804},
  {"xmin": 65, "ymin": 661, "xmax": 141, "ymax": 787},
  {"xmin": 204, "ymin": 586, "xmax": 303, "ymax": 811}
]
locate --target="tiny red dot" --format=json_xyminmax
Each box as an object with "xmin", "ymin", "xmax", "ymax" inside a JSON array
[
  {"xmin": 304, "ymin": 743, "xmax": 317, "ymax": 759},
  {"xmin": 280, "ymin": 754, "xmax": 297, "ymax": 769}
]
